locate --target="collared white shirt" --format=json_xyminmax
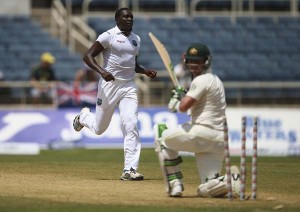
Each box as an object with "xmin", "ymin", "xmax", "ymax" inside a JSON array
[
  {"xmin": 96, "ymin": 26, "xmax": 141, "ymax": 81},
  {"xmin": 186, "ymin": 73, "xmax": 226, "ymax": 131}
]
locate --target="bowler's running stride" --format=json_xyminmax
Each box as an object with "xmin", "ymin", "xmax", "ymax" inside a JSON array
[{"xmin": 73, "ymin": 7, "xmax": 157, "ymax": 180}]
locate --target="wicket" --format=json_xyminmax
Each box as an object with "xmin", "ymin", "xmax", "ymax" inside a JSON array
[
  {"xmin": 223, "ymin": 117, "xmax": 232, "ymax": 200},
  {"xmin": 223, "ymin": 116, "xmax": 258, "ymax": 200}
]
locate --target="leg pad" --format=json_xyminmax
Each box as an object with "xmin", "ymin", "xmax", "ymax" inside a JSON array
[
  {"xmin": 167, "ymin": 172, "xmax": 183, "ymax": 181},
  {"xmin": 164, "ymin": 156, "xmax": 183, "ymax": 166}
]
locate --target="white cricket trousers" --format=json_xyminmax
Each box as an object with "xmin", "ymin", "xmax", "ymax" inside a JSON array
[
  {"xmin": 162, "ymin": 122, "xmax": 224, "ymax": 183},
  {"xmin": 80, "ymin": 78, "xmax": 141, "ymax": 171}
]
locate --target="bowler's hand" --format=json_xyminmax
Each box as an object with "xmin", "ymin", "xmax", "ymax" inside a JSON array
[
  {"xmin": 101, "ymin": 71, "xmax": 115, "ymax": 81},
  {"xmin": 145, "ymin": 69, "xmax": 157, "ymax": 79}
]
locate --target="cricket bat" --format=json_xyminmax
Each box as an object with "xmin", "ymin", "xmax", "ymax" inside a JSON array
[{"xmin": 148, "ymin": 32, "xmax": 180, "ymax": 88}]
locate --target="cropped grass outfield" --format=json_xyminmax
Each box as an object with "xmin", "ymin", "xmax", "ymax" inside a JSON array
[{"xmin": 0, "ymin": 149, "xmax": 299, "ymax": 211}]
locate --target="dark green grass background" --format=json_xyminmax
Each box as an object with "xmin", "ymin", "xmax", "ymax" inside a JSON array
[{"xmin": 0, "ymin": 149, "xmax": 299, "ymax": 211}]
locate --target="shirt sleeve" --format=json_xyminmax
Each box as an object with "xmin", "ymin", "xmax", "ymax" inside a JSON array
[
  {"xmin": 96, "ymin": 31, "xmax": 111, "ymax": 48},
  {"xmin": 186, "ymin": 75, "xmax": 208, "ymax": 101}
]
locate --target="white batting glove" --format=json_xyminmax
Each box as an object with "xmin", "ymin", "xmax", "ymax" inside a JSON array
[
  {"xmin": 176, "ymin": 86, "xmax": 187, "ymax": 94},
  {"xmin": 172, "ymin": 86, "xmax": 187, "ymax": 100},
  {"xmin": 168, "ymin": 98, "xmax": 180, "ymax": 113}
]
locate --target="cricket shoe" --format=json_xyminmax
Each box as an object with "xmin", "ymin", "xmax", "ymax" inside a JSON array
[
  {"xmin": 169, "ymin": 179, "xmax": 184, "ymax": 197},
  {"xmin": 73, "ymin": 107, "xmax": 90, "ymax": 132},
  {"xmin": 120, "ymin": 167, "xmax": 144, "ymax": 181}
]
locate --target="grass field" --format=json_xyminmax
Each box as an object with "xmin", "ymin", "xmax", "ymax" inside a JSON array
[{"xmin": 0, "ymin": 148, "xmax": 299, "ymax": 211}]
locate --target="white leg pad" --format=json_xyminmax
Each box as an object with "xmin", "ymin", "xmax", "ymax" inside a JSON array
[
  {"xmin": 155, "ymin": 144, "xmax": 183, "ymax": 195},
  {"xmin": 154, "ymin": 123, "xmax": 184, "ymax": 196},
  {"xmin": 228, "ymin": 165, "xmax": 241, "ymax": 197},
  {"xmin": 197, "ymin": 177, "xmax": 228, "ymax": 198},
  {"xmin": 155, "ymin": 141, "xmax": 171, "ymax": 193},
  {"xmin": 197, "ymin": 171, "xmax": 241, "ymax": 198}
]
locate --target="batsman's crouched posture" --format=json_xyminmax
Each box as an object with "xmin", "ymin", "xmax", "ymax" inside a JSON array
[{"xmin": 154, "ymin": 43, "xmax": 240, "ymax": 197}]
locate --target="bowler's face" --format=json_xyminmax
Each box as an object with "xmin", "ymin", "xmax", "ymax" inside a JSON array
[
  {"xmin": 117, "ymin": 10, "xmax": 133, "ymax": 33},
  {"xmin": 41, "ymin": 61, "xmax": 52, "ymax": 69}
]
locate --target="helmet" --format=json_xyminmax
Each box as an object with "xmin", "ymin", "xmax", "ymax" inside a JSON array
[{"xmin": 184, "ymin": 43, "xmax": 211, "ymax": 70}]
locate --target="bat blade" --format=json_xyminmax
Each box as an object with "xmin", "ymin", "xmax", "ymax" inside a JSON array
[{"xmin": 148, "ymin": 32, "xmax": 179, "ymax": 88}]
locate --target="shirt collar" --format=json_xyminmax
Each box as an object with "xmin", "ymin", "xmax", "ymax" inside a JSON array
[
  {"xmin": 115, "ymin": 26, "xmax": 131, "ymax": 36},
  {"xmin": 115, "ymin": 26, "xmax": 122, "ymax": 34}
]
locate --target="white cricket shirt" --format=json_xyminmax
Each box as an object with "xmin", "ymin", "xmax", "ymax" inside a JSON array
[
  {"xmin": 96, "ymin": 26, "xmax": 141, "ymax": 80},
  {"xmin": 186, "ymin": 73, "xmax": 226, "ymax": 130}
]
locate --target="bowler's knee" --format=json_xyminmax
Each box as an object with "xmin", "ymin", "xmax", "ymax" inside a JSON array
[
  {"xmin": 94, "ymin": 126, "xmax": 107, "ymax": 135},
  {"xmin": 124, "ymin": 120, "xmax": 138, "ymax": 133}
]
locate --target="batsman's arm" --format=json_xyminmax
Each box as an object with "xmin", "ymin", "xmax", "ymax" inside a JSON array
[
  {"xmin": 168, "ymin": 88, "xmax": 195, "ymax": 113},
  {"xmin": 169, "ymin": 96, "xmax": 195, "ymax": 113},
  {"xmin": 179, "ymin": 96, "xmax": 195, "ymax": 112}
]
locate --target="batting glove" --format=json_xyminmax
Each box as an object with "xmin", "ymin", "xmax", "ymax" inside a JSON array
[
  {"xmin": 168, "ymin": 98, "xmax": 180, "ymax": 113},
  {"xmin": 172, "ymin": 86, "xmax": 187, "ymax": 100}
]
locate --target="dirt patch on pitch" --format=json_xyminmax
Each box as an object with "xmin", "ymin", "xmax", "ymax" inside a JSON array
[{"xmin": 0, "ymin": 172, "xmax": 299, "ymax": 209}]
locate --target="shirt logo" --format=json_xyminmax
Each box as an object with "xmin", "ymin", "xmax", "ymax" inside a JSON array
[
  {"xmin": 190, "ymin": 83, "xmax": 196, "ymax": 91},
  {"xmin": 132, "ymin": 40, "xmax": 137, "ymax": 47},
  {"xmin": 117, "ymin": 40, "xmax": 125, "ymax": 43},
  {"xmin": 97, "ymin": 98, "xmax": 102, "ymax": 106}
]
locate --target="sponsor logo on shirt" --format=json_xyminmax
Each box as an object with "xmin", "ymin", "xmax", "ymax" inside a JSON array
[
  {"xmin": 117, "ymin": 40, "xmax": 125, "ymax": 43},
  {"xmin": 97, "ymin": 98, "xmax": 102, "ymax": 106}
]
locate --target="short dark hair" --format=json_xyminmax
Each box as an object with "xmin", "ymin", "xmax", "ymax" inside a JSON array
[{"xmin": 115, "ymin": 7, "xmax": 130, "ymax": 21}]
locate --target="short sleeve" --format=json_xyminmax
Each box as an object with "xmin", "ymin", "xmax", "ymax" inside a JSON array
[
  {"xmin": 186, "ymin": 75, "xmax": 208, "ymax": 100},
  {"xmin": 96, "ymin": 31, "xmax": 111, "ymax": 48}
]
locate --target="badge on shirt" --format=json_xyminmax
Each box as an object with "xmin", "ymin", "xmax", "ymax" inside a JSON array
[
  {"xmin": 97, "ymin": 98, "xmax": 102, "ymax": 106},
  {"xmin": 190, "ymin": 83, "xmax": 196, "ymax": 91},
  {"xmin": 132, "ymin": 40, "xmax": 137, "ymax": 47}
]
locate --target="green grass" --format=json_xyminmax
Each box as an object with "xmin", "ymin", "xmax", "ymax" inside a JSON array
[{"xmin": 0, "ymin": 149, "xmax": 299, "ymax": 211}]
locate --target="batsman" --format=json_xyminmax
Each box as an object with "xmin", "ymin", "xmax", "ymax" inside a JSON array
[{"xmin": 154, "ymin": 43, "xmax": 239, "ymax": 197}]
